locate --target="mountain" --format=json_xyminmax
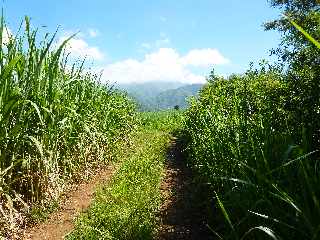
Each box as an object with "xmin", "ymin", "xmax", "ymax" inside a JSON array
[
  {"xmin": 153, "ymin": 84, "xmax": 203, "ymax": 110},
  {"xmin": 116, "ymin": 81, "xmax": 204, "ymax": 111}
]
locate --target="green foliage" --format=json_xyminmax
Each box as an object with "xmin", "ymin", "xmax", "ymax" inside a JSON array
[
  {"xmin": 68, "ymin": 127, "xmax": 172, "ymax": 240},
  {"xmin": 0, "ymin": 15, "xmax": 136, "ymax": 235},
  {"xmin": 286, "ymin": 15, "xmax": 320, "ymax": 49},
  {"xmin": 184, "ymin": 63, "xmax": 320, "ymax": 239},
  {"xmin": 265, "ymin": 0, "xmax": 320, "ymax": 153},
  {"xmin": 264, "ymin": 0, "xmax": 319, "ymax": 65},
  {"xmin": 68, "ymin": 111, "xmax": 183, "ymax": 239},
  {"xmin": 139, "ymin": 110, "xmax": 184, "ymax": 132},
  {"xmin": 184, "ymin": 2, "xmax": 320, "ymax": 238}
]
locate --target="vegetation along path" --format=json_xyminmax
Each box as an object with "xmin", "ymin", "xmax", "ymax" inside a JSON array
[
  {"xmin": 67, "ymin": 117, "xmax": 171, "ymax": 239},
  {"xmin": 2, "ymin": 2, "xmax": 320, "ymax": 239},
  {"xmin": 23, "ymin": 165, "xmax": 115, "ymax": 240},
  {"xmin": 65, "ymin": 112, "xmax": 213, "ymax": 239},
  {"xmin": 18, "ymin": 112, "xmax": 213, "ymax": 240}
]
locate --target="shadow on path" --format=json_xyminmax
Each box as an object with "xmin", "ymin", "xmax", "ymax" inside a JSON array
[{"xmin": 157, "ymin": 136, "xmax": 215, "ymax": 240}]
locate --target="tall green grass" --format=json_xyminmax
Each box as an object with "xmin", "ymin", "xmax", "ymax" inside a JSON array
[
  {"xmin": 139, "ymin": 110, "xmax": 184, "ymax": 131},
  {"xmin": 0, "ymin": 16, "xmax": 136, "ymax": 235},
  {"xmin": 184, "ymin": 64, "xmax": 320, "ymax": 239}
]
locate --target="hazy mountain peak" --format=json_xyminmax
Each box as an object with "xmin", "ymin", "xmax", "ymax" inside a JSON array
[{"xmin": 117, "ymin": 81, "xmax": 204, "ymax": 111}]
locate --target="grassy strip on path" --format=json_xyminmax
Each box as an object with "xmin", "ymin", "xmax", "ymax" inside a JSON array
[{"xmin": 67, "ymin": 123, "xmax": 173, "ymax": 239}]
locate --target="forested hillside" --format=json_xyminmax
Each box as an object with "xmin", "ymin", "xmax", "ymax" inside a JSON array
[{"xmin": 119, "ymin": 82, "xmax": 203, "ymax": 111}]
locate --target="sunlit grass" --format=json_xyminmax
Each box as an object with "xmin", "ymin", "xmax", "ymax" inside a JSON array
[{"xmin": 68, "ymin": 113, "xmax": 178, "ymax": 239}]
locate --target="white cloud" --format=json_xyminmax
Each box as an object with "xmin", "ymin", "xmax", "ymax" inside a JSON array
[
  {"xmin": 58, "ymin": 35, "xmax": 104, "ymax": 61},
  {"xmin": 88, "ymin": 28, "xmax": 100, "ymax": 38},
  {"xmin": 181, "ymin": 48, "xmax": 230, "ymax": 67},
  {"xmin": 3, "ymin": 27, "xmax": 12, "ymax": 45},
  {"xmin": 101, "ymin": 47, "xmax": 229, "ymax": 84}
]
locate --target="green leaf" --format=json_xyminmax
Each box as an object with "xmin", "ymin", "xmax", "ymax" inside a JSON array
[
  {"xmin": 241, "ymin": 226, "xmax": 282, "ymax": 240},
  {"xmin": 215, "ymin": 191, "xmax": 235, "ymax": 232},
  {"xmin": 286, "ymin": 15, "xmax": 320, "ymax": 49}
]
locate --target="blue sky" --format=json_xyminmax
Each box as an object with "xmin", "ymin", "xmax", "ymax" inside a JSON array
[{"xmin": 2, "ymin": 0, "xmax": 282, "ymax": 84}]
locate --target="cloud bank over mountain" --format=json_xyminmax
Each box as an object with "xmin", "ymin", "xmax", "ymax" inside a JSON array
[{"xmin": 101, "ymin": 47, "xmax": 229, "ymax": 84}]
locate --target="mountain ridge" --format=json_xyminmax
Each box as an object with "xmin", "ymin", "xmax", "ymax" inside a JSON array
[{"xmin": 117, "ymin": 81, "xmax": 204, "ymax": 111}]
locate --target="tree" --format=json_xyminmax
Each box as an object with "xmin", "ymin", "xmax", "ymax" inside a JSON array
[
  {"xmin": 265, "ymin": 0, "xmax": 320, "ymax": 151},
  {"xmin": 265, "ymin": 0, "xmax": 319, "ymax": 65}
]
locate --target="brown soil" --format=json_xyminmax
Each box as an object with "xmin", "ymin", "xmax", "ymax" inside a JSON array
[
  {"xmin": 22, "ymin": 165, "xmax": 115, "ymax": 240},
  {"xmin": 157, "ymin": 137, "xmax": 214, "ymax": 240}
]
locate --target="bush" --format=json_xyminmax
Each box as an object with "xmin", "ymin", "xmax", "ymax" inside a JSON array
[{"xmin": 184, "ymin": 64, "xmax": 320, "ymax": 239}]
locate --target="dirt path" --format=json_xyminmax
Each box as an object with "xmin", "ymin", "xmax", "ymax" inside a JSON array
[
  {"xmin": 157, "ymin": 137, "xmax": 214, "ymax": 240},
  {"xmin": 23, "ymin": 165, "xmax": 115, "ymax": 240}
]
